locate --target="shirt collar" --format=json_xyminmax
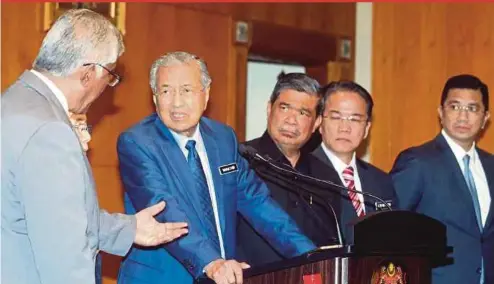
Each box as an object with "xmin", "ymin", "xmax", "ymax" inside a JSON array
[
  {"xmin": 321, "ymin": 142, "xmax": 357, "ymax": 174},
  {"xmin": 258, "ymin": 131, "xmax": 310, "ymax": 172},
  {"xmin": 259, "ymin": 131, "xmax": 290, "ymax": 163},
  {"xmin": 441, "ymin": 129, "xmax": 477, "ymax": 164},
  {"xmin": 30, "ymin": 69, "xmax": 69, "ymax": 116},
  {"xmin": 170, "ymin": 125, "xmax": 202, "ymax": 151}
]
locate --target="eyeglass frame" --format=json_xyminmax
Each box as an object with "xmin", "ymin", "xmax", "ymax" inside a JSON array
[
  {"xmin": 322, "ymin": 111, "xmax": 369, "ymax": 125},
  {"xmin": 154, "ymin": 85, "xmax": 206, "ymax": 99},
  {"xmin": 442, "ymin": 103, "xmax": 486, "ymax": 115},
  {"xmin": 82, "ymin": 63, "xmax": 121, "ymax": 87}
]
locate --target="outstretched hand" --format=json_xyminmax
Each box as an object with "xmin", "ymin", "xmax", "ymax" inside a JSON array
[{"xmin": 134, "ymin": 201, "xmax": 188, "ymax": 246}]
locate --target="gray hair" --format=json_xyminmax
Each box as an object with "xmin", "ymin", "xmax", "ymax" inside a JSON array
[
  {"xmin": 33, "ymin": 9, "xmax": 124, "ymax": 77},
  {"xmin": 149, "ymin": 51, "xmax": 212, "ymax": 95},
  {"xmin": 270, "ymin": 72, "xmax": 323, "ymax": 115}
]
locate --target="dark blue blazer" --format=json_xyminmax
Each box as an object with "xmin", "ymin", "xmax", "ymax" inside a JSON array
[
  {"xmin": 116, "ymin": 114, "xmax": 315, "ymax": 284},
  {"xmin": 312, "ymin": 145, "xmax": 397, "ymax": 244},
  {"xmin": 390, "ymin": 134, "xmax": 494, "ymax": 284}
]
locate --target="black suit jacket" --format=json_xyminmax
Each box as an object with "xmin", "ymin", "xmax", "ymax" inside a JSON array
[
  {"xmin": 312, "ymin": 145, "xmax": 397, "ymax": 244},
  {"xmin": 391, "ymin": 134, "xmax": 494, "ymax": 284},
  {"xmin": 236, "ymin": 132, "xmax": 341, "ymax": 266}
]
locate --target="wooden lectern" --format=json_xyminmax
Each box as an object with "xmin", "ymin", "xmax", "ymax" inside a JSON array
[{"xmin": 197, "ymin": 211, "xmax": 451, "ymax": 284}]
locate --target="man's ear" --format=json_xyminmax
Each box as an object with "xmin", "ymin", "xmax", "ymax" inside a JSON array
[
  {"xmin": 312, "ymin": 115, "xmax": 322, "ymax": 133},
  {"xmin": 266, "ymin": 102, "xmax": 272, "ymax": 118},
  {"xmin": 363, "ymin": 121, "xmax": 372, "ymax": 139},
  {"xmin": 80, "ymin": 65, "xmax": 94, "ymax": 87},
  {"xmin": 203, "ymin": 86, "xmax": 211, "ymax": 110},
  {"xmin": 437, "ymin": 106, "xmax": 444, "ymax": 124},
  {"xmin": 482, "ymin": 111, "xmax": 490, "ymax": 129}
]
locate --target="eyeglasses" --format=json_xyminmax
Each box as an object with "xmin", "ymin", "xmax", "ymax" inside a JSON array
[
  {"xmin": 323, "ymin": 113, "xmax": 368, "ymax": 125},
  {"xmin": 83, "ymin": 63, "xmax": 121, "ymax": 87},
  {"xmin": 444, "ymin": 103, "xmax": 484, "ymax": 114},
  {"xmin": 155, "ymin": 85, "xmax": 204, "ymax": 99}
]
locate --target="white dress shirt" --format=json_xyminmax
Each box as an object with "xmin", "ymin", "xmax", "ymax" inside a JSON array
[
  {"xmin": 170, "ymin": 126, "xmax": 226, "ymax": 258},
  {"xmin": 30, "ymin": 69, "xmax": 69, "ymax": 116},
  {"xmin": 442, "ymin": 129, "xmax": 491, "ymax": 227},
  {"xmin": 321, "ymin": 143, "xmax": 366, "ymax": 214}
]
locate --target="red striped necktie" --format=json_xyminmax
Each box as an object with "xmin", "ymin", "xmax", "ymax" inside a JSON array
[{"xmin": 342, "ymin": 166, "xmax": 365, "ymax": 217}]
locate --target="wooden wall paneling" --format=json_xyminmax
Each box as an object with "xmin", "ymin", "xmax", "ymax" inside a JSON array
[
  {"xmin": 371, "ymin": 3, "xmax": 494, "ymax": 172},
  {"xmin": 1, "ymin": 3, "xmax": 356, "ymax": 284},
  {"xmin": 249, "ymin": 21, "xmax": 338, "ymax": 66},
  {"xmin": 231, "ymin": 24, "xmax": 250, "ymax": 142},
  {"xmin": 1, "ymin": 2, "xmax": 43, "ymax": 91},
  {"xmin": 174, "ymin": 3, "xmax": 355, "ymax": 37}
]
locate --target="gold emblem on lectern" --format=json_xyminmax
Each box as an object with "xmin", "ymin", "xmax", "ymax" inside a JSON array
[{"xmin": 372, "ymin": 261, "xmax": 406, "ymax": 284}]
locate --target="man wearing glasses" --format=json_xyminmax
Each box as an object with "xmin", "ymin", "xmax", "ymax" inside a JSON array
[
  {"xmin": 312, "ymin": 81, "xmax": 397, "ymax": 243},
  {"xmin": 1, "ymin": 9, "xmax": 188, "ymax": 284},
  {"xmin": 116, "ymin": 52, "xmax": 316, "ymax": 284},
  {"xmin": 391, "ymin": 74, "xmax": 493, "ymax": 284}
]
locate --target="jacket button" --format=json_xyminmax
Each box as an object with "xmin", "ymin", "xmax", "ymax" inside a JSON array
[{"xmin": 477, "ymin": 267, "xmax": 482, "ymax": 274}]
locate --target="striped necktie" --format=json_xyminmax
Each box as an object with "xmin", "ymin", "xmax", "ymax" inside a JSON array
[{"xmin": 343, "ymin": 166, "xmax": 364, "ymax": 217}]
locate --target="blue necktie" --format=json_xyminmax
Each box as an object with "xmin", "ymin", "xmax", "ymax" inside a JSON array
[
  {"xmin": 463, "ymin": 155, "xmax": 484, "ymax": 284},
  {"xmin": 185, "ymin": 140, "xmax": 220, "ymax": 250},
  {"xmin": 463, "ymin": 155, "xmax": 482, "ymax": 230}
]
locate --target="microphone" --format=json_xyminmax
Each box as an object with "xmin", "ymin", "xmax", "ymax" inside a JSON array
[
  {"xmin": 239, "ymin": 144, "xmax": 344, "ymax": 246},
  {"xmin": 239, "ymin": 144, "xmax": 393, "ymax": 212},
  {"xmin": 239, "ymin": 144, "xmax": 265, "ymax": 162}
]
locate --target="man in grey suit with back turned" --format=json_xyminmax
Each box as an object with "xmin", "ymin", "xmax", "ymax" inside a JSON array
[{"xmin": 1, "ymin": 9, "xmax": 188, "ymax": 284}]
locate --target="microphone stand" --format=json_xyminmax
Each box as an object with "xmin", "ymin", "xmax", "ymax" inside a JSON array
[
  {"xmin": 253, "ymin": 164, "xmax": 344, "ymax": 247},
  {"xmin": 245, "ymin": 149, "xmax": 393, "ymax": 212},
  {"xmin": 251, "ymin": 159, "xmax": 344, "ymax": 248}
]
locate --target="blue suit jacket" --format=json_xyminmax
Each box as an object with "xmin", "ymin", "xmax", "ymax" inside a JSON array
[
  {"xmin": 312, "ymin": 145, "xmax": 397, "ymax": 244},
  {"xmin": 116, "ymin": 114, "xmax": 315, "ymax": 284},
  {"xmin": 390, "ymin": 134, "xmax": 494, "ymax": 284}
]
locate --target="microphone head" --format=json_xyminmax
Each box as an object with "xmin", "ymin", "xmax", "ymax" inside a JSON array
[{"xmin": 238, "ymin": 144, "xmax": 258, "ymax": 158}]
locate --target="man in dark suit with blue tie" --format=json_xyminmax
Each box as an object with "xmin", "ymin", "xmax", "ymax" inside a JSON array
[
  {"xmin": 312, "ymin": 81, "xmax": 397, "ymax": 244},
  {"xmin": 116, "ymin": 51, "xmax": 316, "ymax": 284},
  {"xmin": 391, "ymin": 74, "xmax": 493, "ymax": 284}
]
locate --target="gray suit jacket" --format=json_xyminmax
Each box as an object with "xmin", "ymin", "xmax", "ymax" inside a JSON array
[{"xmin": 1, "ymin": 71, "xmax": 136, "ymax": 284}]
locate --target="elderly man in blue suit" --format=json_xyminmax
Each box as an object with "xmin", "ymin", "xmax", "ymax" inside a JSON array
[
  {"xmin": 391, "ymin": 74, "xmax": 493, "ymax": 284},
  {"xmin": 117, "ymin": 51, "xmax": 316, "ymax": 284}
]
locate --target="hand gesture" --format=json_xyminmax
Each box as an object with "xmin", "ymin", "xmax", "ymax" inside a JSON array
[{"xmin": 134, "ymin": 201, "xmax": 188, "ymax": 246}]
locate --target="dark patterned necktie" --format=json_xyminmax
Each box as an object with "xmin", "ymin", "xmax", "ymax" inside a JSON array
[{"xmin": 185, "ymin": 140, "xmax": 220, "ymax": 250}]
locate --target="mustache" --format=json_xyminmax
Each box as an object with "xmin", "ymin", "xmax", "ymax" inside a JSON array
[{"xmin": 278, "ymin": 127, "xmax": 301, "ymax": 137}]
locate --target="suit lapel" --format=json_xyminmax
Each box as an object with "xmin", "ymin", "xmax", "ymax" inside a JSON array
[
  {"xmin": 478, "ymin": 150, "xmax": 494, "ymax": 232},
  {"xmin": 435, "ymin": 135, "xmax": 482, "ymax": 233},
  {"xmin": 313, "ymin": 145, "xmax": 357, "ymax": 217},
  {"xmin": 153, "ymin": 117, "xmax": 210, "ymax": 230},
  {"xmin": 199, "ymin": 121, "xmax": 226, "ymax": 240},
  {"xmin": 313, "ymin": 145, "xmax": 332, "ymax": 168}
]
